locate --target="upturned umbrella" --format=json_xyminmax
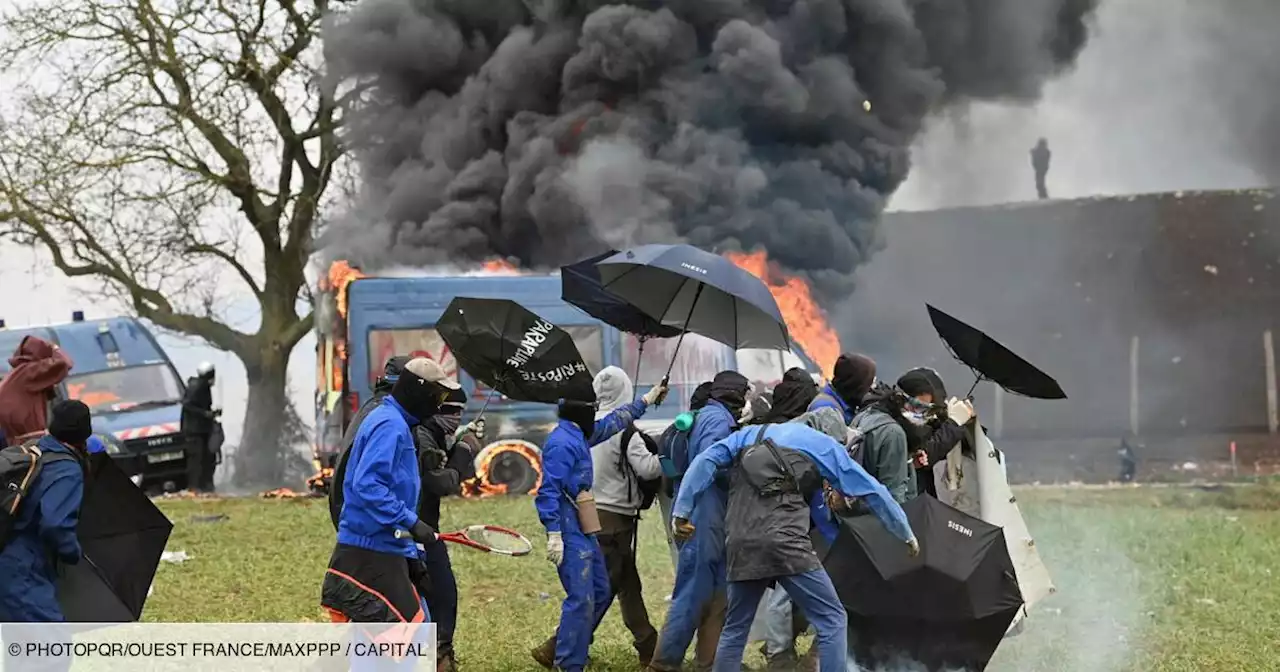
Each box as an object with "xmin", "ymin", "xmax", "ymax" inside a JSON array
[
  {"xmin": 436, "ymin": 297, "xmax": 595, "ymax": 404},
  {"xmin": 596, "ymin": 244, "xmax": 789, "ymax": 379},
  {"xmin": 561, "ymin": 250, "xmax": 683, "ymax": 391},
  {"xmin": 57, "ymin": 452, "xmax": 172, "ymax": 621},
  {"xmin": 927, "ymin": 304, "xmax": 1067, "ymax": 400},
  {"xmin": 824, "ymin": 495, "xmax": 1024, "ymax": 671}
]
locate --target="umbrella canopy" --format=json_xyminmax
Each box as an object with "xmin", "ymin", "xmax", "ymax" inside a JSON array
[
  {"xmin": 437, "ymin": 297, "xmax": 595, "ymax": 403},
  {"xmin": 57, "ymin": 452, "xmax": 172, "ymax": 621},
  {"xmin": 596, "ymin": 244, "xmax": 790, "ymax": 352},
  {"xmin": 927, "ymin": 304, "xmax": 1067, "ymax": 400},
  {"xmin": 824, "ymin": 495, "xmax": 1024, "ymax": 671},
  {"xmin": 561, "ymin": 250, "xmax": 683, "ymax": 340}
]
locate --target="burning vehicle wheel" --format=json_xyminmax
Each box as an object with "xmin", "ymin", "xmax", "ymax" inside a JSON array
[{"xmin": 464, "ymin": 440, "xmax": 543, "ymax": 497}]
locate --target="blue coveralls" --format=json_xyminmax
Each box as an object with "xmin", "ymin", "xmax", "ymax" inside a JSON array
[
  {"xmin": 673, "ymin": 424, "xmax": 915, "ymax": 672},
  {"xmin": 0, "ymin": 435, "xmax": 84, "ymax": 622},
  {"xmin": 535, "ymin": 400, "xmax": 649, "ymax": 672},
  {"xmin": 652, "ymin": 399, "xmax": 737, "ymax": 669}
]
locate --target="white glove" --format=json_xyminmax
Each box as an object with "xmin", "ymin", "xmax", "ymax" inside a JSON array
[
  {"xmin": 946, "ymin": 397, "xmax": 975, "ymax": 426},
  {"xmin": 546, "ymin": 532, "xmax": 564, "ymax": 567},
  {"xmin": 907, "ymin": 537, "xmax": 920, "ymax": 557},
  {"xmin": 642, "ymin": 380, "xmax": 670, "ymax": 406},
  {"xmin": 455, "ymin": 418, "xmax": 485, "ymax": 441},
  {"xmin": 739, "ymin": 403, "xmax": 754, "ymax": 424}
]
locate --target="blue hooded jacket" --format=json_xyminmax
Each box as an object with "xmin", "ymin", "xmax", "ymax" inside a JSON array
[
  {"xmin": 0, "ymin": 435, "xmax": 84, "ymax": 621},
  {"xmin": 674, "ymin": 423, "xmax": 915, "ymax": 545},
  {"xmin": 807, "ymin": 383, "xmax": 854, "ymax": 425},
  {"xmin": 336, "ymin": 396, "xmax": 422, "ymax": 558},
  {"xmin": 535, "ymin": 399, "xmax": 649, "ymax": 535}
]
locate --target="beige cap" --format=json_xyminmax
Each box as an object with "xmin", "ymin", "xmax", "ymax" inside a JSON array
[{"xmin": 403, "ymin": 357, "xmax": 461, "ymax": 390}]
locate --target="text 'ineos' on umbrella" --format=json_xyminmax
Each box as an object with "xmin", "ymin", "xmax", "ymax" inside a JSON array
[{"xmin": 436, "ymin": 297, "xmax": 595, "ymax": 409}]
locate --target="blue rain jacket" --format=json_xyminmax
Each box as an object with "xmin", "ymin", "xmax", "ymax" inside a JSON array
[
  {"xmin": 336, "ymin": 396, "xmax": 422, "ymax": 558},
  {"xmin": 673, "ymin": 423, "xmax": 915, "ymax": 545},
  {"xmin": 0, "ymin": 435, "xmax": 84, "ymax": 622}
]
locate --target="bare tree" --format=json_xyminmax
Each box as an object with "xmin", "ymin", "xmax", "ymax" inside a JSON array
[{"xmin": 0, "ymin": 0, "xmax": 348, "ymax": 486}]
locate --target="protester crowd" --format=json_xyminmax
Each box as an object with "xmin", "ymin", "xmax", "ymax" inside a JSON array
[
  {"xmin": 317, "ymin": 345, "xmax": 978, "ymax": 672},
  {"xmin": 0, "ymin": 331, "xmax": 978, "ymax": 672}
]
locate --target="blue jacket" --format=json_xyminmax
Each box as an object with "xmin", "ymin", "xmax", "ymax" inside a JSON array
[
  {"xmin": 535, "ymin": 400, "xmax": 649, "ymax": 535},
  {"xmin": 336, "ymin": 396, "xmax": 422, "ymax": 558},
  {"xmin": 673, "ymin": 423, "xmax": 915, "ymax": 544},
  {"xmin": 807, "ymin": 383, "xmax": 854, "ymax": 425},
  {"xmin": 0, "ymin": 435, "xmax": 84, "ymax": 621}
]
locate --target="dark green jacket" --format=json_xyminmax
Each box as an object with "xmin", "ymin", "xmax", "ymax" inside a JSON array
[{"xmin": 851, "ymin": 407, "xmax": 915, "ymax": 504}]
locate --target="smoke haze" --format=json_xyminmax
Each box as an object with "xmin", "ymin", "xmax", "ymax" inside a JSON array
[
  {"xmin": 894, "ymin": 0, "xmax": 1280, "ymax": 210},
  {"xmin": 321, "ymin": 0, "xmax": 1098, "ymax": 300}
]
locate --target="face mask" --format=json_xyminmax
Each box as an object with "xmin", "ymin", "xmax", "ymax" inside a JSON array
[{"xmin": 434, "ymin": 414, "xmax": 462, "ymax": 436}]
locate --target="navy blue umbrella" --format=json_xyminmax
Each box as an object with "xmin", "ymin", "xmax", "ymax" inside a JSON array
[
  {"xmin": 562, "ymin": 251, "xmax": 683, "ymax": 392},
  {"xmin": 597, "ymin": 244, "xmax": 790, "ymax": 379}
]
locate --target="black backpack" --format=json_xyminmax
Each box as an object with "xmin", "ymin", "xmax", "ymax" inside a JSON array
[
  {"xmin": 1, "ymin": 439, "xmax": 78, "ymax": 553},
  {"xmin": 618, "ymin": 425, "xmax": 662, "ymax": 511}
]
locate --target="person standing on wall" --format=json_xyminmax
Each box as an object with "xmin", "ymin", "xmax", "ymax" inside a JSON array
[
  {"xmin": 1031, "ymin": 138, "xmax": 1051, "ymax": 200},
  {"xmin": 180, "ymin": 362, "xmax": 220, "ymax": 493}
]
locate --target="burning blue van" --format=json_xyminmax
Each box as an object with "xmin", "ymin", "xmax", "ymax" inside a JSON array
[
  {"xmin": 312, "ymin": 271, "xmax": 818, "ymax": 496},
  {"xmin": 0, "ymin": 313, "xmax": 188, "ymax": 489}
]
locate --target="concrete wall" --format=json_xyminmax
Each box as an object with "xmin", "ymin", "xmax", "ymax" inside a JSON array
[{"xmin": 842, "ymin": 189, "xmax": 1280, "ymax": 480}]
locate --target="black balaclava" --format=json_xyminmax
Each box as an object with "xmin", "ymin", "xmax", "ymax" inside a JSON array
[
  {"xmin": 390, "ymin": 368, "xmax": 446, "ymax": 423},
  {"xmin": 896, "ymin": 369, "xmax": 937, "ymax": 400},
  {"xmin": 831, "ymin": 353, "xmax": 877, "ymax": 410},
  {"xmin": 764, "ymin": 374, "xmax": 820, "ymax": 424},
  {"xmin": 782, "ymin": 367, "xmax": 815, "ymax": 387},
  {"xmin": 689, "ymin": 382, "xmax": 714, "ymax": 410},
  {"xmin": 559, "ymin": 398, "xmax": 598, "ymax": 437},
  {"xmin": 710, "ymin": 371, "xmax": 750, "ymax": 420},
  {"xmin": 48, "ymin": 399, "xmax": 93, "ymax": 447}
]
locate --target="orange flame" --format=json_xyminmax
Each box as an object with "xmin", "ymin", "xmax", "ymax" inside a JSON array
[
  {"xmin": 461, "ymin": 442, "xmax": 543, "ymax": 497},
  {"xmin": 306, "ymin": 467, "xmax": 335, "ymax": 493},
  {"xmin": 480, "ymin": 258, "xmax": 521, "ymax": 276},
  {"xmin": 325, "ymin": 260, "xmax": 367, "ymax": 319},
  {"xmin": 726, "ymin": 250, "xmax": 840, "ymax": 375}
]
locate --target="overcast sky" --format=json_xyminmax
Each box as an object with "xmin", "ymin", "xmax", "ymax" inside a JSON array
[{"xmin": 1, "ymin": 0, "xmax": 1273, "ymax": 454}]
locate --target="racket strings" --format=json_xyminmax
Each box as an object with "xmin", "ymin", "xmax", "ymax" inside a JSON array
[{"xmin": 464, "ymin": 527, "xmax": 532, "ymax": 554}]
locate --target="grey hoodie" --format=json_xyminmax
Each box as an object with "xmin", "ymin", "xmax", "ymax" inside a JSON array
[{"xmin": 589, "ymin": 366, "xmax": 662, "ymax": 517}]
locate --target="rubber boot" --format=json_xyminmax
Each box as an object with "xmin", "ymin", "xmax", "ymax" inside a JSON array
[
  {"xmin": 531, "ymin": 637, "xmax": 556, "ymax": 670},
  {"xmin": 635, "ymin": 630, "xmax": 658, "ymax": 667}
]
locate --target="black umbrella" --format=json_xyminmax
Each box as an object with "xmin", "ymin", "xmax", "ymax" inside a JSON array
[
  {"xmin": 596, "ymin": 244, "xmax": 789, "ymax": 380},
  {"xmin": 561, "ymin": 250, "xmax": 683, "ymax": 391},
  {"xmin": 927, "ymin": 304, "xmax": 1067, "ymax": 400},
  {"xmin": 57, "ymin": 452, "xmax": 172, "ymax": 621},
  {"xmin": 824, "ymin": 495, "xmax": 1024, "ymax": 672},
  {"xmin": 436, "ymin": 297, "xmax": 595, "ymax": 405}
]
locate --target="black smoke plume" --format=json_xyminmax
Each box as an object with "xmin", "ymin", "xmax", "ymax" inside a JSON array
[{"xmin": 322, "ymin": 0, "xmax": 1098, "ymax": 301}]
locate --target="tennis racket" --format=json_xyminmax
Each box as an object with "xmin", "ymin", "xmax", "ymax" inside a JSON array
[{"xmin": 395, "ymin": 524, "xmax": 533, "ymax": 556}]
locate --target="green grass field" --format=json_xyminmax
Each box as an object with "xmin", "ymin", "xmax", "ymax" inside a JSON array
[{"xmin": 146, "ymin": 484, "xmax": 1280, "ymax": 672}]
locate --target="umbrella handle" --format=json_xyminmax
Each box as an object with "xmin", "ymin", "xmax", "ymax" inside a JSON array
[
  {"xmin": 965, "ymin": 376, "xmax": 981, "ymax": 400},
  {"xmin": 664, "ymin": 282, "xmax": 705, "ymax": 381},
  {"xmin": 633, "ymin": 336, "xmax": 647, "ymax": 401}
]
